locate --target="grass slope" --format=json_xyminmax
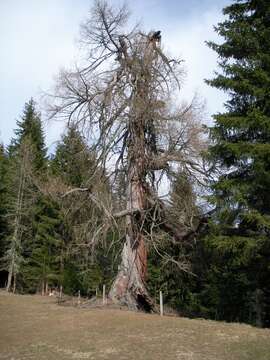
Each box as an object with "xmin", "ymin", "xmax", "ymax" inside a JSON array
[{"xmin": 0, "ymin": 291, "xmax": 270, "ymax": 360}]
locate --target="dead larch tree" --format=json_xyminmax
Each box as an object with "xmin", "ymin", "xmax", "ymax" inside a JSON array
[{"xmin": 48, "ymin": 1, "xmax": 207, "ymax": 310}]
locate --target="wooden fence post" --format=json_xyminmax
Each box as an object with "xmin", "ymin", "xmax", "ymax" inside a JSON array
[
  {"xmin": 160, "ymin": 291, "xmax": 163, "ymax": 316},
  {"xmin": 103, "ymin": 284, "xmax": 106, "ymax": 305}
]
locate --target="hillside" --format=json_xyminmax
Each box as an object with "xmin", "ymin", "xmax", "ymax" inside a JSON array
[{"xmin": 0, "ymin": 291, "xmax": 269, "ymax": 360}]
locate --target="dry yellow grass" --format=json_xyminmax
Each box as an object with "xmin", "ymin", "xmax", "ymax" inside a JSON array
[{"xmin": 0, "ymin": 291, "xmax": 270, "ymax": 359}]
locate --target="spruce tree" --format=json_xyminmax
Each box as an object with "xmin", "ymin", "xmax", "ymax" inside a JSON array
[
  {"xmin": 3, "ymin": 140, "xmax": 36, "ymax": 292},
  {"xmin": 51, "ymin": 127, "xmax": 113, "ymax": 295},
  {"xmin": 51, "ymin": 126, "xmax": 96, "ymax": 187},
  {"xmin": 206, "ymin": 0, "xmax": 270, "ymax": 326},
  {"xmin": 0, "ymin": 145, "xmax": 8, "ymax": 243},
  {"xmin": 9, "ymin": 98, "xmax": 47, "ymax": 172},
  {"xmin": 3, "ymin": 100, "xmax": 48, "ymax": 292},
  {"xmin": 147, "ymin": 171, "xmax": 200, "ymax": 311},
  {"xmin": 0, "ymin": 145, "xmax": 9, "ymax": 286},
  {"xmin": 23, "ymin": 195, "xmax": 62, "ymax": 294}
]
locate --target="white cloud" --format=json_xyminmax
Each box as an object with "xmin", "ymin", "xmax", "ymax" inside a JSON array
[
  {"xmin": 163, "ymin": 8, "xmax": 228, "ymax": 124},
  {"xmin": 0, "ymin": 0, "xmax": 89, "ymax": 147},
  {"xmin": 0, "ymin": 0, "xmax": 228, "ymax": 149}
]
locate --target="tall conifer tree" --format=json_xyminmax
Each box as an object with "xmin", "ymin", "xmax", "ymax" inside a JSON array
[
  {"xmin": 206, "ymin": 0, "xmax": 270, "ymax": 326},
  {"xmin": 0, "ymin": 144, "xmax": 9, "ymax": 286},
  {"xmin": 52, "ymin": 126, "xmax": 96, "ymax": 187},
  {"xmin": 51, "ymin": 127, "xmax": 116, "ymax": 295},
  {"xmin": 3, "ymin": 100, "xmax": 48, "ymax": 292},
  {"xmin": 9, "ymin": 98, "xmax": 47, "ymax": 171},
  {"xmin": 0, "ymin": 145, "xmax": 8, "ymax": 241}
]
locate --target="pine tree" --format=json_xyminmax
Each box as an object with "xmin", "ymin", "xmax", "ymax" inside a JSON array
[{"xmin": 206, "ymin": 0, "xmax": 270, "ymax": 326}]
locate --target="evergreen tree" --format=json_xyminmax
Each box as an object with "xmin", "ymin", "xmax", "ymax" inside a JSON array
[
  {"xmin": 23, "ymin": 195, "xmax": 62, "ymax": 294},
  {"xmin": 147, "ymin": 171, "xmax": 200, "ymax": 312},
  {"xmin": 3, "ymin": 100, "xmax": 48, "ymax": 292},
  {"xmin": 51, "ymin": 126, "xmax": 115, "ymax": 296},
  {"xmin": 169, "ymin": 171, "xmax": 200, "ymax": 231},
  {"xmin": 51, "ymin": 126, "xmax": 96, "ymax": 187},
  {"xmin": 0, "ymin": 145, "xmax": 9, "ymax": 286},
  {"xmin": 9, "ymin": 98, "xmax": 47, "ymax": 172},
  {"xmin": 3, "ymin": 140, "xmax": 36, "ymax": 292},
  {"xmin": 205, "ymin": 0, "xmax": 270, "ymax": 326},
  {"xmin": 0, "ymin": 145, "xmax": 8, "ymax": 244}
]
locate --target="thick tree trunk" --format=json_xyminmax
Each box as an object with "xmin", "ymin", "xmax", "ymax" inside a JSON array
[
  {"xmin": 109, "ymin": 178, "xmax": 154, "ymax": 311},
  {"xmin": 109, "ymin": 38, "xmax": 159, "ymax": 311},
  {"xmin": 109, "ymin": 107, "xmax": 154, "ymax": 310},
  {"xmin": 109, "ymin": 233, "xmax": 152, "ymax": 310}
]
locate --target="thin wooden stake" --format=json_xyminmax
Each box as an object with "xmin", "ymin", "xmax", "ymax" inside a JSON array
[
  {"xmin": 160, "ymin": 291, "xmax": 163, "ymax": 316},
  {"xmin": 60, "ymin": 285, "xmax": 63, "ymax": 299},
  {"xmin": 78, "ymin": 290, "xmax": 81, "ymax": 305},
  {"xmin": 96, "ymin": 287, "xmax": 98, "ymax": 297},
  {"xmin": 103, "ymin": 284, "xmax": 106, "ymax": 305},
  {"xmin": 13, "ymin": 274, "xmax": 16, "ymax": 294}
]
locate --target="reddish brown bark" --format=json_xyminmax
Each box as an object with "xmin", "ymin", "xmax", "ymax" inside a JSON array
[
  {"xmin": 109, "ymin": 108, "xmax": 153, "ymax": 310},
  {"xmin": 109, "ymin": 35, "xmax": 161, "ymax": 311},
  {"xmin": 136, "ymin": 234, "xmax": 147, "ymax": 280},
  {"xmin": 109, "ymin": 177, "xmax": 153, "ymax": 310}
]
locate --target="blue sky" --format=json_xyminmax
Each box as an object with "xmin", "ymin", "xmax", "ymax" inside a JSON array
[{"xmin": 0, "ymin": 0, "xmax": 231, "ymax": 152}]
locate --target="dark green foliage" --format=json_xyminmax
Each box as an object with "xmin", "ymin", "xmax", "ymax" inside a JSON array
[
  {"xmin": 2, "ymin": 100, "xmax": 48, "ymax": 292},
  {"xmin": 204, "ymin": 0, "xmax": 270, "ymax": 326},
  {"xmin": 147, "ymin": 1, "xmax": 270, "ymax": 326},
  {"xmin": 184, "ymin": 232, "xmax": 270, "ymax": 326},
  {"xmin": 147, "ymin": 245, "xmax": 188, "ymax": 312},
  {"xmin": 51, "ymin": 126, "xmax": 118, "ymax": 296},
  {"xmin": 62, "ymin": 243, "xmax": 119, "ymax": 297},
  {"xmin": 0, "ymin": 145, "xmax": 9, "ymax": 250},
  {"xmin": 206, "ymin": 0, "xmax": 270, "ymax": 220},
  {"xmin": 9, "ymin": 99, "xmax": 47, "ymax": 172},
  {"xmin": 0, "ymin": 145, "xmax": 10, "ymax": 286},
  {"xmin": 22, "ymin": 196, "xmax": 63, "ymax": 293},
  {"xmin": 169, "ymin": 171, "xmax": 199, "ymax": 230},
  {"xmin": 147, "ymin": 171, "xmax": 200, "ymax": 313},
  {"xmin": 51, "ymin": 126, "xmax": 96, "ymax": 187},
  {"xmin": 2, "ymin": 140, "xmax": 36, "ymax": 292}
]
